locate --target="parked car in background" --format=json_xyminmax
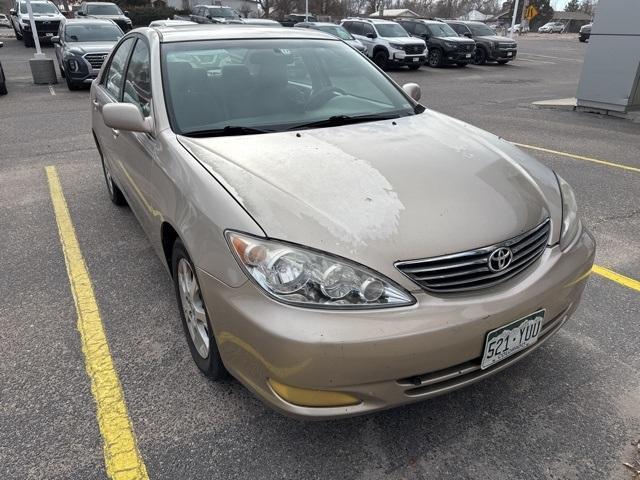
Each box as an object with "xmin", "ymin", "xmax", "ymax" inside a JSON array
[
  {"xmin": 579, "ymin": 23, "xmax": 592, "ymax": 42},
  {"xmin": 149, "ymin": 19, "xmax": 196, "ymax": 27},
  {"xmin": 0, "ymin": 13, "xmax": 11, "ymax": 28},
  {"xmin": 0, "ymin": 42, "xmax": 6, "ymax": 95},
  {"xmin": 538, "ymin": 22, "xmax": 565, "ymax": 33},
  {"xmin": 241, "ymin": 18, "xmax": 282, "ymax": 26},
  {"xmin": 446, "ymin": 20, "xmax": 516, "ymax": 65},
  {"xmin": 190, "ymin": 5, "xmax": 243, "ymax": 24},
  {"xmin": 279, "ymin": 14, "xmax": 317, "ymax": 27},
  {"xmin": 397, "ymin": 18, "xmax": 475, "ymax": 67},
  {"xmin": 77, "ymin": 2, "xmax": 132, "ymax": 32},
  {"xmin": 10, "ymin": 0, "xmax": 65, "ymax": 47},
  {"xmin": 91, "ymin": 23, "xmax": 595, "ymax": 420},
  {"xmin": 52, "ymin": 18, "xmax": 123, "ymax": 90},
  {"xmin": 341, "ymin": 18, "xmax": 426, "ymax": 70},
  {"xmin": 295, "ymin": 21, "xmax": 366, "ymax": 54}
]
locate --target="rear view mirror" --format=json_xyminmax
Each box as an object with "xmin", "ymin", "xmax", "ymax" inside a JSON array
[
  {"xmin": 402, "ymin": 83, "xmax": 421, "ymax": 101},
  {"xmin": 103, "ymin": 103, "xmax": 153, "ymax": 133},
  {"xmin": 51, "ymin": 36, "xmax": 60, "ymax": 44},
  {"xmin": 77, "ymin": 11, "xmax": 85, "ymax": 16}
]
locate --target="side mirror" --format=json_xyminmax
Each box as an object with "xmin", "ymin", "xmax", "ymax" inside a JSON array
[
  {"xmin": 77, "ymin": 11, "xmax": 85, "ymax": 16},
  {"xmin": 51, "ymin": 36, "xmax": 60, "ymax": 44},
  {"xmin": 206, "ymin": 14, "xmax": 212, "ymax": 19},
  {"xmin": 366, "ymin": 32, "xmax": 376, "ymax": 39},
  {"xmin": 402, "ymin": 83, "xmax": 421, "ymax": 101},
  {"xmin": 103, "ymin": 103, "xmax": 153, "ymax": 133},
  {"xmin": 0, "ymin": 42, "xmax": 3, "ymax": 48},
  {"xmin": 124, "ymin": 10, "xmax": 129, "ymax": 17},
  {"xmin": 9, "ymin": 8, "xmax": 16, "ymax": 15},
  {"xmin": 464, "ymin": 32, "xmax": 472, "ymax": 38}
]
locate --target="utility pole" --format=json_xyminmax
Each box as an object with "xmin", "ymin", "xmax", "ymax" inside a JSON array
[{"xmin": 509, "ymin": 0, "xmax": 520, "ymax": 38}]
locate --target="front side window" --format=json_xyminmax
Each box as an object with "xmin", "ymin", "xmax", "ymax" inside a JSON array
[
  {"xmin": 87, "ymin": 4, "xmax": 122, "ymax": 15},
  {"xmin": 161, "ymin": 39, "xmax": 417, "ymax": 135},
  {"xmin": 65, "ymin": 23, "xmax": 122, "ymax": 42},
  {"xmin": 375, "ymin": 23, "xmax": 409, "ymax": 38},
  {"xmin": 123, "ymin": 40, "xmax": 152, "ymax": 116},
  {"xmin": 104, "ymin": 37, "xmax": 135, "ymax": 99},
  {"xmin": 468, "ymin": 23, "xmax": 495, "ymax": 36},
  {"xmin": 362, "ymin": 23, "xmax": 375, "ymax": 37},
  {"xmin": 449, "ymin": 23, "xmax": 469, "ymax": 35}
]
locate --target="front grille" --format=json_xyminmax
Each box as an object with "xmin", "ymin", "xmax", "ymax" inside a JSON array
[
  {"xmin": 395, "ymin": 218, "xmax": 550, "ymax": 293},
  {"xmin": 35, "ymin": 19, "xmax": 60, "ymax": 33},
  {"xmin": 403, "ymin": 44, "xmax": 425, "ymax": 55},
  {"xmin": 458, "ymin": 44, "xmax": 474, "ymax": 52},
  {"xmin": 84, "ymin": 52, "xmax": 108, "ymax": 70}
]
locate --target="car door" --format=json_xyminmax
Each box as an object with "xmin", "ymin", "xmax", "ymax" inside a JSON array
[
  {"xmin": 92, "ymin": 36, "xmax": 136, "ymax": 202},
  {"xmin": 114, "ymin": 36, "xmax": 161, "ymax": 239}
]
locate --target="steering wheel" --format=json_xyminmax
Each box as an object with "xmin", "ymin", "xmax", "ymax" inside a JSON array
[{"xmin": 306, "ymin": 86, "xmax": 346, "ymax": 110}]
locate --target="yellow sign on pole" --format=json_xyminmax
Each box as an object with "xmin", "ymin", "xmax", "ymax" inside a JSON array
[{"xmin": 526, "ymin": 4, "xmax": 539, "ymax": 20}]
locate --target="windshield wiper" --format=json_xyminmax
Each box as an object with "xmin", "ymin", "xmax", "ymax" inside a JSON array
[
  {"xmin": 288, "ymin": 113, "xmax": 403, "ymax": 131},
  {"xmin": 182, "ymin": 125, "xmax": 272, "ymax": 138}
]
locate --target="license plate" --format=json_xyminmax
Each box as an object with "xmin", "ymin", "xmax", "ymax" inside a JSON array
[
  {"xmin": 507, "ymin": 52, "xmax": 513, "ymax": 57},
  {"xmin": 412, "ymin": 57, "xmax": 419, "ymax": 62},
  {"xmin": 481, "ymin": 310, "xmax": 544, "ymax": 370},
  {"xmin": 465, "ymin": 53, "xmax": 471, "ymax": 58}
]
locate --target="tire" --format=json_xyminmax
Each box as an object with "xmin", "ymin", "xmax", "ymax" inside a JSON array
[
  {"xmin": 14, "ymin": 26, "xmax": 23, "ymax": 40},
  {"xmin": 24, "ymin": 32, "xmax": 34, "ymax": 47},
  {"xmin": 65, "ymin": 74, "xmax": 80, "ymax": 91},
  {"xmin": 578, "ymin": 37, "xmax": 586, "ymax": 43},
  {"xmin": 497, "ymin": 60, "xmax": 509, "ymax": 65},
  {"xmin": 473, "ymin": 47, "xmax": 487, "ymax": 65},
  {"xmin": 172, "ymin": 239, "xmax": 227, "ymax": 380},
  {"xmin": 0, "ymin": 64, "xmax": 7, "ymax": 96},
  {"xmin": 427, "ymin": 48, "xmax": 443, "ymax": 67},
  {"xmin": 456, "ymin": 62, "xmax": 467, "ymax": 67},
  {"xmin": 373, "ymin": 50, "xmax": 388, "ymax": 70},
  {"xmin": 59, "ymin": 64, "xmax": 65, "ymax": 78},
  {"xmin": 99, "ymin": 151, "xmax": 127, "ymax": 206},
  {"xmin": 407, "ymin": 64, "xmax": 421, "ymax": 70}
]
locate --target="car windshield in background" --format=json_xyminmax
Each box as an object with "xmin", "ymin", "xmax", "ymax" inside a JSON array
[
  {"xmin": 19, "ymin": 2, "xmax": 58, "ymax": 14},
  {"xmin": 161, "ymin": 39, "xmax": 416, "ymax": 136},
  {"xmin": 65, "ymin": 24, "xmax": 122, "ymax": 42},
  {"xmin": 427, "ymin": 23, "xmax": 458, "ymax": 37},
  {"xmin": 468, "ymin": 23, "xmax": 496, "ymax": 36},
  {"xmin": 210, "ymin": 7, "xmax": 236, "ymax": 18},
  {"xmin": 316, "ymin": 25, "xmax": 353, "ymax": 41},
  {"xmin": 87, "ymin": 4, "xmax": 122, "ymax": 15},
  {"xmin": 375, "ymin": 23, "xmax": 409, "ymax": 37}
]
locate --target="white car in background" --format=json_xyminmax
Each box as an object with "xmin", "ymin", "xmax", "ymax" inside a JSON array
[
  {"xmin": 0, "ymin": 13, "xmax": 12, "ymax": 27},
  {"xmin": 538, "ymin": 22, "xmax": 565, "ymax": 33}
]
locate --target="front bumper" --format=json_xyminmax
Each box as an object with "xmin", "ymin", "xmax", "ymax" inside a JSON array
[
  {"xmin": 579, "ymin": 32, "xmax": 590, "ymax": 41},
  {"xmin": 490, "ymin": 47, "xmax": 517, "ymax": 61},
  {"xmin": 391, "ymin": 51, "xmax": 426, "ymax": 66},
  {"xmin": 198, "ymin": 227, "xmax": 595, "ymax": 419},
  {"xmin": 443, "ymin": 49, "xmax": 475, "ymax": 64}
]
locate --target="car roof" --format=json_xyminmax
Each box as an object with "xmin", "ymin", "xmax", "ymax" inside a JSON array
[
  {"xmin": 64, "ymin": 18, "xmax": 117, "ymax": 24},
  {"xmin": 152, "ymin": 24, "xmax": 337, "ymax": 43},
  {"xmin": 398, "ymin": 18, "xmax": 445, "ymax": 24},
  {"xmin": 341, "ymin": 17, "xmax": 398, "ymax": 25},
  {"xmin": 84, "ymin": 1, "xmax": 117, "ymax": 4},
  {"xmin": 296, "ymin": 22, "xmax": 341, "ymax": 27}
]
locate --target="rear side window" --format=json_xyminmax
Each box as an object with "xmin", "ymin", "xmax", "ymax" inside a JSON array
[
  {"xmin": 103, "ymin": 37, "xmax": 135, "ymax": 99},
  {"xmin": 348, "ymin": 21, "xmax": 363, "ymax": 36},
  {"xmin": 400, "ymin": 22, "xmax": 414, "ymax": 34},
  {"xmin": 123, "ymin": 39, "xmax": 152, "ymax": 116}
]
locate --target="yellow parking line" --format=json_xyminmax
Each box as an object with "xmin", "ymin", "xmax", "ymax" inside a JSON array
[
  {"xmin": 45, "ymin": 166, "xmax": 149, "ymax": 480},
  {"xmin": 512, "ymin": 142, "xmax": 640, "ymax": 174},
  {"xmin": 593, "ymin": 265, "xmax": 640, "ymax": 293}
]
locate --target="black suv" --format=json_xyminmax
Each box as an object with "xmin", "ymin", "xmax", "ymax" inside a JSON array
[
  {"xmin": 77, "ymin": 2, "xmax": 132, "ymax": 32},
  {"xmin": 446, "ymin": 20, "xmax": 517, "ymax": 65},
  {"xmin": 397, "ymin": 19, "xmax": 475, "ymax": 67},
  {"xmin": 280, "ymin": 14, "xmax": 317, "ymax": 27}
]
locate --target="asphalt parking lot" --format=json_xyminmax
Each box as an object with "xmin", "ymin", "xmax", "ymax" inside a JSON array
[{"xmin": 1, "ymin": 32, "xmax": 639, "ymax": 479}]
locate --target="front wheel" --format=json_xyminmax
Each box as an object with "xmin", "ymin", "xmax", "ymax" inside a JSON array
[
  {"xmin": 456, "ymin": 62, "xmax": 467, "ymax": 67},
  {"xmin": 65, "ymin": 74, "xmax": 80, "ymax": 91},
  {"xmin": 100, "ymin": 155, "xmax": 127, "ymax": 206},
  {"xmin": 427, "ymin": 49, "xmax": 443, "ymax": 67},
  {"xmin": 23, "ymin": 33, "xmax": 34, "ymax": 47},
  {"xmin": 172, "ymin": 239, "xmax": 227, "ymax": 380},
  {"xmin": 14, "ymin": 26, "xmax": 23, "ymax": 40},
  {"xmin": 473, "ymin": 47, "xmax": 487, "ymax": 65},
  {"xmin": 373, "ymin": 50, "xmax": 388, "ymax": 70}
]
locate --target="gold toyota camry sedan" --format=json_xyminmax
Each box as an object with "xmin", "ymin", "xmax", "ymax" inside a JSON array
[{"xmin": 90, "ymin": 25, "xmax": 595, "ymax": 419}]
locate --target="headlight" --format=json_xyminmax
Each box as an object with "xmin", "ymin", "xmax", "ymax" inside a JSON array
[
  {"xmin": 389, "ymin": 43, "xmax": 404, "ymax": 50},
  {"xmin": 444, "ymin": 41, "xmax": 455, "ymax": 48},
  {"xmin": 67, "ymin": 58, "xmax": 79, "ymax": 72},
  {"xmin": 557, "ymin": 175, "xmax": 581, "ymax": 249},
  {"xmin": 226, "ymin": 231, "xmax": 415, "ymax": 309}
]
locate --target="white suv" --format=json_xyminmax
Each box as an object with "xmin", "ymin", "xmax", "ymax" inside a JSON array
[{"xmin": 341, "ymin": 18, "xmax": 426, "ymax": 70}]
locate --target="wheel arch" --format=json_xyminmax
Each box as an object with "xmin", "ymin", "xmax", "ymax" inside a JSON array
[{"xmin": 161, "ymin": 221, "xmax": 180, "ymax": 275}]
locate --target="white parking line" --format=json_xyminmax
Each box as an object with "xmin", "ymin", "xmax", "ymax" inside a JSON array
[
  {"xmin": 516, "ymin": 57, "xmax": 557, "ymax": 65},
  {"xmin": 519, "ymin": 52, "xmax": 582, "ymax": 62},
  {"xmin": 48, "ymin": 85, "xmax": 56, "ymax": 96}
]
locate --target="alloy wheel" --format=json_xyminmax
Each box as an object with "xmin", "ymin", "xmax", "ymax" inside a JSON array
[{"xmin": 177, "ymin": 258, "xmax": 210, "ymax": 359}]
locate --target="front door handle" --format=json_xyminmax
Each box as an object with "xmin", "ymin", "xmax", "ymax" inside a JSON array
[
  {"xmin": 111, "ymin": 128, "xmax": 119, "ymax": 138},
  {"xmin": 92, "ymin": 99, "xmax": 100, "ymax": 111}
]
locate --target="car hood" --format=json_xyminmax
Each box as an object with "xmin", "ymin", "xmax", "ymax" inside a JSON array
[
  {"xmin": 345, "ymin": 38, "xmax": 364, "ymax": 49},
  {"xmin": 177, "ymin": 111, "xmax": 561, "ymax": 288},
  {"xmin": 66, "ymin": 41, "xmax": 117, "ymax": 54},
  {"xmin": 440, "ymin": 36, "xmax": 475, "ymax": 44},
  {"xmin": 477, "ymin": 34, "xmax": 515, "ymax": 43},
  {"xmin": 88, "ymin": 14, "xmax": 128, "ymax": 21},
  {"xmin": 25, "ymin": 13, "xmax": 63, "ymax": 19},
  {"xmin": 383, "ymin": 37, "xmax": 425, "ymax": 45}
]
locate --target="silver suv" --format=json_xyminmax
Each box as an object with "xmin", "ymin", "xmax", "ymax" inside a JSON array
[{"xmin": 341, "ymin": 18, "xmax": 426, "ymax": 70}]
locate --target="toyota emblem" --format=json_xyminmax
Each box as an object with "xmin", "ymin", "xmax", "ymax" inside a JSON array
[{"xmin": 488, "ymin": 247, "xmax": 513, "ymax": 272}]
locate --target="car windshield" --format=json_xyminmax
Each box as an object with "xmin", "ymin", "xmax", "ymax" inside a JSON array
[
  {"xmin": 427, "ymin": 23, "xmax": 458, "ymax": 37},
  {"xmin": 209, "ymin": 7, "xmax": 236, "ymax": 18},
  {"xmin": 375, "ymin": 23, "xmax": 409, "ymax": 37},
  {"xmin": 468, "ymin": 23, "xmax": 495, "ymax": 36},
  {"xmin": 161, "ymin": 39, "xmax": 417, "ymax": 135},
  {"xmin": 19, "ymin": 2, "xmax": 58, "ymax": 14},
  {"xmin": 65, "ymin": 23, "xmax": 122, "ymax": 42},
  {"xmin": 87, "ymin": 4, "xmax": 122, "ymax": 15},
  {"xmin": 316, "ymin": 25, "xmax": 353, "ymax": 41}
]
